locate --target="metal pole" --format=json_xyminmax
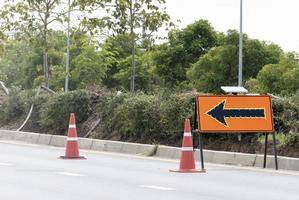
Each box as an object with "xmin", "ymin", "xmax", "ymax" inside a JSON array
[
  {"xmin": 238, "ymin": 0, "xmax": 243, "ymax": 86},
  {"xmin": 65, "ymin": 0, "xmax": 71, "ymax": 92},
  {"xmin": 129, "ymin": 0, "xmax": 136, "ymax": 93},
  {"xmin": 199, "ymin": 133, "xmax": 205, "ymax": 171},
  {"xmin": 272, "ymin": 132, "xmax": 279, "ymax": 170},
  {"xmin": 263, "ymin": 133, "xmax": 268, "ymax": 168},
  {"xmin": 193, "ymin": 97, "xmax": 199, "ymax": 149}
]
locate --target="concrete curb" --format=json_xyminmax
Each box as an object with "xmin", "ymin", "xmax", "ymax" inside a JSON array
[{"xmin": 0, "ymin": 130, "xmax": 298, "ymax": 171}]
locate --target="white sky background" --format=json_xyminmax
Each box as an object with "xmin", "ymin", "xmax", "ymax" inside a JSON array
[{"xmin": 0, "ymin": 0, "xmax": 298, "ymax": 53}]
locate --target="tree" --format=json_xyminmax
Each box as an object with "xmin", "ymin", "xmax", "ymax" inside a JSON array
[
  {"xmin": 187, "ymin": 30, "xmax": 283, "ymax": 93},
  {"xmin": 0, "ymin": 0, "xmax": 68, "ymax": 87},
  {"xmin": 0, "ymin": 40, "xmax": 33, "ymax": 87},
  {"xmin": 71, "ymin": 42, "xmax": 111, "ymax": 89},
  {"xmin": 76, "ymin": 0, "xmax": 171, "ymax": 92},
  {"xmin": 100, "ymin": 34, "xmax": 133, "ymax": 89},
  {"xmin": 246, "ymin": 54, "xmax": 299, "ymax": 96},
  {"xmin": 99, "ymin": 34, "xmax": 159, "ymax": 91},
  {"xmin": 112, "ymin": 50, "xmax": 160, "ymax": 91},
  {"xmin": 154, "ymin": 20, "xmax": 218, "ymax": 87}
]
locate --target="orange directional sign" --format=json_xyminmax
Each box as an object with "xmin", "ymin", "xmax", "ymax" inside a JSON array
[{"xmin": 197, "ymin": 95, "xmax": 274, "ymax": 133}]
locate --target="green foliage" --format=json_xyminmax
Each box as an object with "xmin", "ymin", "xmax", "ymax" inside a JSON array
[
  {"xmin": 0, "ymin": 89, "xmax": 95, "ymax": 134},
  {"xmin": 0, "ymin": 88, "xmax": 34, "ymax": 121},
  {"xmin": 155, "ymin": 20, "xmax": 218, "ymax": 87},
  {"xmin": 38, "ymin": 90, "xmax": 94, "ymax": 134},
  {"xmin": 290, "ymin": 91, "xmax": 299, "ymax": 106},
  {"xmin": 97, "ymin": 92, "xmax": 194, "ymax": 143},
  {"xmin": 112, "ymin": 51, "xmax": 161, "ymax": 91},
  {"xmin": 187, "ymin": 30, "xmax": 283, "ymax": 93},
  {"xmin": 0, "ymin": 40, "xmax": 32, "ymax": 88},
  {"xmin": 76, "ymin": 0, "xmax": 171, "ymax": 92},
  {"xmin": 281, "ymin": 133, "xmax": 299, "ymax": 148},
  {"xmin": 71, "ymin": 43, "xmax": 108, "ymax": 89},
  {"xmin": 272, "ymin": 97, "xmax": 299, "ymax": 134},
  {"xmin": 187, "ymin": 46, "xmax": 235, "ymax": 93},
  {"xmin": 101, "ymin": 34, "xmax": 132, "ymax": 88},
  {"xmin": 77, "ymin": 0, "xmax": 171, "ymax": 37},
  {"xmin": 100, "ymin": 34, "xmax": 161, "ymax": 91},
  {"xmin": 0, "ymin": 0, "xmax": 65, "ymax": 39},
  {"xmin": 0, "ymin": 87, "xmax": 298, "ymax": 150},
  {"xmin": 247, "ymin": 54, "xmax": 299, "ymax": 95},
  {"xmin": 0, "ymin": 0, "xmax": 296, "ymax": 98}
]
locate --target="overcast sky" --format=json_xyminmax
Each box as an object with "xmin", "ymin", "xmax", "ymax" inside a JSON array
[
  {"xmin": 166, "ymin": 0, "xmax": 299, "ymax": 53},
  {"xmin": 1, "ymin": 0, "xmax": 298, "ymax": 53}
]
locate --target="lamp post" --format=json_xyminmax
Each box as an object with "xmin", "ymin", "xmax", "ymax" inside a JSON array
[
  {"xmin": 65, "ymin": 0, "xmax": 71, "ymax": 92},
  {"xmin": 238, "ymin": 0, "xmax": 243, "ymax": 86}
]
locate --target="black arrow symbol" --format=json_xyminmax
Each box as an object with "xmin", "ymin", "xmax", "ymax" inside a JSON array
[{"xmin": 206, "ymin": 100, "xmax": 265, "ymax": 127}]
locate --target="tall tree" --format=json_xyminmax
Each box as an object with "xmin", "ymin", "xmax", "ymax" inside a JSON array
[
  {"xmin": 0, "ymin": 0, "xmax": 67, "ymax": 88},
  {"xmin": 187, "ymin": 30, "xmax": 283, "ymax": 93},
  {"xmin": 154, "ymin": 20, "xmax": 218, "ymax": 87},
  {"xmin": 77, "ymin": 0, "xmax": 171, "ymax": 92},
  {"xmin": 246, "ymin": 53, "xmax": 299, "ymax": 96}
]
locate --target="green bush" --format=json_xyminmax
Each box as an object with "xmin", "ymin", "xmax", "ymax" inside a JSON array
[
  {"xmin": 37, "ymin": 90, "xmax": 94, "ymax": 134},
  {"xmin": 283, "ymin": 133, "xmax": 299, "ymax": 148},
  {"xmin": 0, "ymin": 88, "xmax": 34, "ymax": 122},
  {"xmin": 272, "ymin": 97, "xmax": 299, "ymax": 134},
  {"xmin": 97, "ymin": 92, "xmax": 195, "ymax": 144},
  {"xmin": 0, "ymin": 87, "xmax": 298, "ymax": 150},
  {"xmin": 278, "ymin": 133, "xmax": 299, "ymax": 148}
]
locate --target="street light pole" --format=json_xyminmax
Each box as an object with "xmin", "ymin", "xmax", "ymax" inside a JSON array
[
  {"xmin": 65, "ymin": 0, "xmax": 71, "ymax": 92},
  {"xmin": 238, "ymin": 0, "xmax": 243, "ymax": 86}
]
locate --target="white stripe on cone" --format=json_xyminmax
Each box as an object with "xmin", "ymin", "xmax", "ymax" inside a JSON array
[
  {"xmin": 184, "ymin": 132, "xmax": 192, "ymax": 137},
  {"xmin": 67, "ymin": 137, "xmax": 78, "ymax": 141},
  {"xmin": 181, "ymin": 147, "xmax": 193, "ymax": 151},
  {"xmin": 69, "ymin": 124, "xmax": 76, "ymax": 128}
]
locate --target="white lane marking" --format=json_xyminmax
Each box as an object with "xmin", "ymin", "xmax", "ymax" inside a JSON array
[
  {"xmin": 140, "ymin": 185, "xmax": 176, "ymax": 191},
  {"xmin": 56, "ymin": 172, "xmax": 85, "ymax": 177},
  {"xmin": 0, "ymin": 162, "xmax": 13, "ymax": 166}
]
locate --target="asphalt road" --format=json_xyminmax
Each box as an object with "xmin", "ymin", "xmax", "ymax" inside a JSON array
[{"xmin": 0, "ymin": 140, "xmax": 298, "ymax": 200}]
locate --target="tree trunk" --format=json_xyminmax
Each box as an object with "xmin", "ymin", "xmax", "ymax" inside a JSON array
[{"xmin": 43, "ymin": 1, "xmax": 50, "ymax": 88}]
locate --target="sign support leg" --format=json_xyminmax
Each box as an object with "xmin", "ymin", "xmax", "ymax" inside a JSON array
[
  {"xmin": 272, "ymin": 132, "xmax": 279, "ymax": 170},
  {"xmin": 193, "ymin": 97, "xmax": 199, "ymax": 149},
  {"xmin": 263, "ymin": 133, "xmax": 268, "ymax": 168},
  {"xmin": 199, "ymin": 133, "xmax": 205, "ymax": 171}
]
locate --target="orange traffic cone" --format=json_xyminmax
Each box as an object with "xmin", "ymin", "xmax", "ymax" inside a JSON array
[
  {"xmin": 60, "ymin": 113, "xmax": 86, "ymax": 159},
  {"xmin": 170, "ymin": 119, "xmax": 204, "ymax": 173}
]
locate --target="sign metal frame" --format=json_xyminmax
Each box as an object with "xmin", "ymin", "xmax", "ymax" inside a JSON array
[{"xmin": 193, "ymin": 95, "xmax": 278, "ymax": 171}]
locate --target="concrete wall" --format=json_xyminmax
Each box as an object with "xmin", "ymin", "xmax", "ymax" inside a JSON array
[{"xmin": 0, "ymin": 130, "xmax": 298, "ymax": 171}]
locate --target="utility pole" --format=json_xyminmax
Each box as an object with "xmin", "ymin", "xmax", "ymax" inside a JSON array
[
  {"xmin": 238, "ymin": 0, "xmax": 243, "ymax": 86},
  {"xmin": 129, "ymin": 0, "xmax": 136, "ymax": 93},
  {"xmin": 65, "ymin": 0, "xmax": 71, "ymax": 92}
]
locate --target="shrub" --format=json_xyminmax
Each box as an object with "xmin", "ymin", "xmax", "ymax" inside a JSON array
[
  {"xmin": 272, "ymin": 97, "xmax": 299, "ymax": 134},
  {"xmin": 0, "ymin": 88, "xmax": 34, "ymax": 122},
  {"xmin": 97, "ymin": 92, "xmax": 195, "ymax": 144},
  {"xmin": 38, "ymin": 90, "xmax": 94, "ymax": 134},
  {"xmin": 283, "ymin": 133, "xmax": 299, "ymax": 148}
]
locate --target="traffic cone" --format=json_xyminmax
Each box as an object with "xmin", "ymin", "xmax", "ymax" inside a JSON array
[
  {"xmin": 170, "ymin": 119, "xmax": 204, "ymax": 173},
  {"xmin": 59, "ymin": 113, "xmax": 86, "ymax": 159}
]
